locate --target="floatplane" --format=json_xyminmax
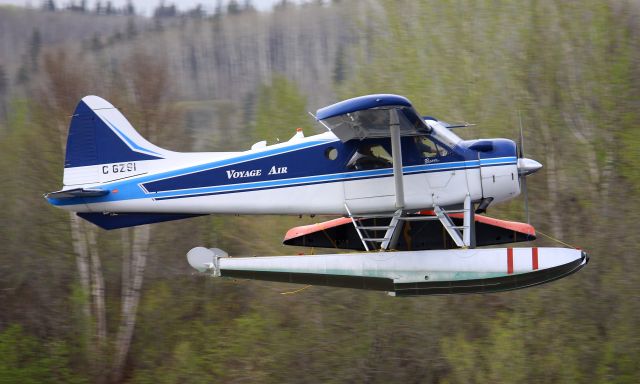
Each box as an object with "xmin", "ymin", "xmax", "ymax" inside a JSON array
[{"xmin": 46, "ymin": 94, "xmax": 587, "ymax": 296}]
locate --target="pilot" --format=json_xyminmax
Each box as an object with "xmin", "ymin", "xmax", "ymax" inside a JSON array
[
  {"xmin": 347, "ymin": 143, "xmax": 392, "ymax": 170},
  {"xmin": 415, "ymin": 136, "xmax": 436, "ymax": 158}
]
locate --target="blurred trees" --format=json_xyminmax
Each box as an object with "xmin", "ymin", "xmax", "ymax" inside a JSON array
[
  {"xmin": 254, "ymin": 74, "xmax": 309, "ymax": 143},
  {"xmin": 111, "ymin": 49, "xmax": 179, "ymax": 384},
  {"xmin": 0, "ymin": 325, "xmax": 84, "ymax": 383},
  {"xmin": 29, "ymin": 44, "xmax": 181, "ymax": 383},
  {"xmin": 0, "ymin": 0, "xmax": 639, "ymax": 383},
  {"xmin": 39, "ymin": 49, "xmax": 106, "ymax": 381}
]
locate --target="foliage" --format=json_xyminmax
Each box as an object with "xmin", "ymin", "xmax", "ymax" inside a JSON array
[
  {"xmin": 0, "ymin": 325, "xmax": 86, "ymax": 384},
  {"xmin": 253, "ymin": 74, "xmax": 309, "ymax": 144}
]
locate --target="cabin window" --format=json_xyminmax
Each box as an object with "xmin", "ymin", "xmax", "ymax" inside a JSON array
[
  {"xmin": 325, "ymin": 147, "xmax": 338, "ymax": 160},
  {"xmin": 347, "ymin": 144, "xmax": 392, "ymax": 170},
  {"xmin": 415, "ymin": 136, "xmax": 448, "ymax": 159}
]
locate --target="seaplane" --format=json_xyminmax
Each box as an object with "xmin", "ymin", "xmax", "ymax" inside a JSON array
[{"xmin": 46, "ymin": 94, "xmax": 588, "ymax": 296}]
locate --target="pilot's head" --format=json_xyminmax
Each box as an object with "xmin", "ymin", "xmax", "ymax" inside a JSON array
[
  {"xmin": 415, "ymin": 136, "xmax": 435, "ymax": 153},
  {"xmin": 359, "ymin": 144, "xmax": 374, "ymax": 156}
]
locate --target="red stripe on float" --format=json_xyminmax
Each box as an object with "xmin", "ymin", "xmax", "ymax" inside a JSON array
[
  {"xmin": 507, "ymin": 248, "xmax": 514, "ymax": 274},
  {"xmin": 532, "ymin": 247, "xmax": 539, "ymax": 270}
]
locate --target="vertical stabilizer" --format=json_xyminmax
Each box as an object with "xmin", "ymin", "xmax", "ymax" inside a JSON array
[{"xmin": 63, "ymin": 96, "xmax": 171, "ymax": 186}]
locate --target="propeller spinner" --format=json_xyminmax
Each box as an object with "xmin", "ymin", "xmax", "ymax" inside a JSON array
[{"xmin": 517, "ymin": 157, "xmax": 543, "ymax": 176}]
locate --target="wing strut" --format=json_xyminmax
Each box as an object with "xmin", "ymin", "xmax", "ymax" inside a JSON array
[
  {"xmin": 389, "ymin": 109, "xmax": 405, "ymax": 209},
  {"xmin": 433, "ymin": 195, "xmax": 475, "ymax": 248}
]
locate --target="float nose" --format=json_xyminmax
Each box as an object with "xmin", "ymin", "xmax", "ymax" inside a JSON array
[
  {"xmin": 582, "ymin": 250, "xmax": 590, "ymax": 265},
  {"xmin": 518, "ymin": 158, "xmax": 543, "ymax": 176}
]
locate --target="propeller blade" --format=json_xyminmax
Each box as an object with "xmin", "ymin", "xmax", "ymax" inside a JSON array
[
  {"xmin": 522, "ymin": 171, "xmax": 530, "ymax": 224},
  {"xmin": 518, "ymin": 110, "xmax": 530, "ymax": 224},
  {"xmin": 518, "ymin": 110, "xmax": 525, "ymax": 159}
]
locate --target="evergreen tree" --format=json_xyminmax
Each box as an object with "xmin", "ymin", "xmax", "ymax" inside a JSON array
[
  {"xmin": 125, "ymin": 0, "xmax": 135, "ymax": 15},
  {"xmin": 29, "ymin": 28, "xmax": 41, "ymax": 71},
  {"xmin": 0, "ymin": 64, "xmax": 6, "ymax": 119},
  {"xmin": 0, "ymin": 64, "xmax": 7, "ymax": 96},
  {"xmin": 227, "ymin": 0, "xmax": 241, "ymax": 15},
  {"xmin": 126, "ymin": 18, "xmax": 137, "ymax": 39},
  {"xmin": 41, "ymin": 0, "xmax": 56, "ymax": 12},
  {"xmin": 94, "ymin": 1, "xmax": 103, "ymax": 15}
]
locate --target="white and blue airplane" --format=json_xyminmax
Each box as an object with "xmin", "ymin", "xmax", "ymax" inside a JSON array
[{"xmin": 46, "ymin": 94, "xmax": 587, "ymax": 296}]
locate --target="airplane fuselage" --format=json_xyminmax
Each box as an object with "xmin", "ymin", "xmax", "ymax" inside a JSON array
[{"xmin": 48, "ymin": 131, "xmax": 521, "ymax": 216}]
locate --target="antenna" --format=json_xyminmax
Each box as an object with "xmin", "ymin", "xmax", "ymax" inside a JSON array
[{"xmin": 309, "ymin": 111, "xmax": 333, "ymax": 132}]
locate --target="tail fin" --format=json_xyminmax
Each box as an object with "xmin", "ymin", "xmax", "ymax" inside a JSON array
[{"xmin": 63, "ymin": 96, "xmax": 170, "ymax": 186}]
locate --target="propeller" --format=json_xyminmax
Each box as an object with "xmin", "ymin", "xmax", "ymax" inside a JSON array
[
  {"xmin": 518, "ymin": 112, "xmax": 529, "ymax": 224},
  {"xmin": 516, "ymin": 111, "xmax": 542, "ymax": 224}
]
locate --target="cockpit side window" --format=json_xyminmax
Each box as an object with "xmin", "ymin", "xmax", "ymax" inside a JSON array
[
  {"xmin": 347, "ymin": 143, "xmax": 393, "ymax": 170},
  {"xmin": 416, "ymin": 136, "xmax": 448, "ymax": 159}
]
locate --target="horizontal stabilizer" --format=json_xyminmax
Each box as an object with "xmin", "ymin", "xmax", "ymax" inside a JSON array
[
  {"xmin": 45, "ymin": 188, "xmax": 109, "ymax": 199},
  {"xmin": 77, "ymin": 212, "xmax": 205, "ymax": 230}
]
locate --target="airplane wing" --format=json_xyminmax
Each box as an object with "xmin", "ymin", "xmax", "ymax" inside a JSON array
[{"xmin": 316, "ymin": 94, "xmax": 430, "ymax": 142}]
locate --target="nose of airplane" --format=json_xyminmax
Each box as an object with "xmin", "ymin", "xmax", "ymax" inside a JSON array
[{"xmin": 517, "ymin": 158, "xmax": 543, "ymax": 176}]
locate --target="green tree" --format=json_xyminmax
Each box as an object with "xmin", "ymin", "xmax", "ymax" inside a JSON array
[
  {"xmin": 253, "ymin": 74, "xmax": 309, "ymax": 144},
  {"xmin": 0, "ymin": 325, "xmax": 85, "ymax": 384}
]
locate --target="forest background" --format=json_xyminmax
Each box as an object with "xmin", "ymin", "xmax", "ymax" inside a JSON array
[{"xmin": 0, "ymin": 1, "xmax": 639, "ymax": 383}]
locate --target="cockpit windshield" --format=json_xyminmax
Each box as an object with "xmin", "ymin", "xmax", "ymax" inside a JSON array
[
  {"xmin": 425, "ymin": 119, "xmax": 462, "ymax": 149},
  {"xmin": 343, "ymin": 119, "xmax": 463, "ymax": 171}
]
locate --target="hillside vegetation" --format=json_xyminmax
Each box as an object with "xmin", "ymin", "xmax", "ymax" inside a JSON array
[{"xmin": 0, "ymin": 1, "xmax": 639, "ymax": 383}]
